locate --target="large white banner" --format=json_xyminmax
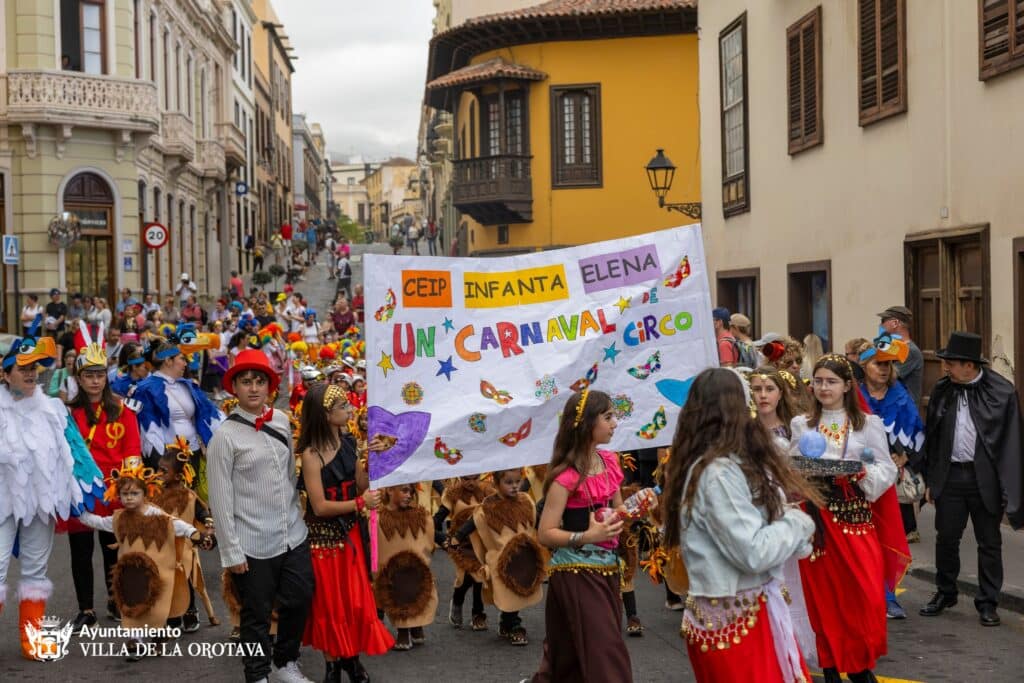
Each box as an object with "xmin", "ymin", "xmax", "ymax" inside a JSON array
[{"xmin": 364, "ymin": 225, "xmax": 717, "ymax": 487}]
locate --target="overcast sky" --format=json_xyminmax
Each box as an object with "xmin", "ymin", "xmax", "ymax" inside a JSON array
[{"xmin": 274, "ymin": 1, "xmax": 435, "ymax": 163}]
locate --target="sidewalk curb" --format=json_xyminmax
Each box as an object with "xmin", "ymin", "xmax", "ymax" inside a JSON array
[{"xmin": 908, "ymin": 565, "xmax": 1024, "ymax": 615}]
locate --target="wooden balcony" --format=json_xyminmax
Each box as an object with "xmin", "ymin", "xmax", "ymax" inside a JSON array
[
  {"xmin": 452, "ymin": 154, "xmax": 532, "ymax": 224},
  {"xmin": 217, "ymin": 121, "xmax": 246, "ymax": 170}
]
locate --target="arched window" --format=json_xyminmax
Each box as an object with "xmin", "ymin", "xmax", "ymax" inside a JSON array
[{"xmin": 63, "ymin": 172, "xmax": 115, "ymax": 303}]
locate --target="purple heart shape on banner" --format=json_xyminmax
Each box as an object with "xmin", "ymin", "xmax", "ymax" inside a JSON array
[{"xmin": 367, "ymin": 405, "xmax": 432, "ymax": 480}]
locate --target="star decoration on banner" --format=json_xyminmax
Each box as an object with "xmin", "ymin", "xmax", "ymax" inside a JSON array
[
  {"xmin": 615, "ymin": 296, "xmax": 632, "ymax": 314},
  {"xmin": 436, "ymin": 355, "xmax": 458, "ymax": 381},
  {"xmin": 377, "ymin": 351, "xmax": 395, "ymax": 378},
  {"xmin": 442, "ymin": 317, "xmax": 455, "ymax": 333},
  {"xmin": 602, "ymin": 342, "xmax": 621, "ymax": 364}
]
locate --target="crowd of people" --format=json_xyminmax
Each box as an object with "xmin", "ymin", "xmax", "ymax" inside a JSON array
[{"xmin": 1, "ymin": 233, "xmax": 1021, "ymax": 683}]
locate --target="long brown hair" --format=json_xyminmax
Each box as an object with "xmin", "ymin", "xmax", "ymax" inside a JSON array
[
  {"xmin": 806, "ymin": 353, "xmax": 865, "ymax": 431},
  {"xmin": 295, "ymin": 382, "xmax": 339, "ymax": 454},
  {"xmin": 662, "ymin": 368, "xmax": 822, "ymax": 549},
  {"xmin": 541, "ymin": 390, "xmax": 612, "ymax": 497},
  {"xmin": 750, "ymin": 365, "xmax": 798, "ymax": 438},
  {"xmin": 67, "ymin": 370, "xmax": 123, "ymax": 426}
]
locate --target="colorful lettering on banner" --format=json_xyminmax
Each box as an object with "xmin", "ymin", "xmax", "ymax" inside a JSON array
[
  {"xmin": 463, "ymin": 264, "xmax": 569, "ymax": 308},
  {"xmin": 401, "ymin": 270, "xmax": 452, "ymax": 308},
  {"xmin": 364, "ymin": 225, "xmax": 719, "ymax": 487},
  {"xmin": 578, "ymin": 244, "xmax": 662, "ymax": 294}
]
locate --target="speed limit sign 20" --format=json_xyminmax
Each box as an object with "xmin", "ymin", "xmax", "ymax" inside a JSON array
[{"xmin": 143, "ymin": 222, "xmax": 169, "ymax": 249}]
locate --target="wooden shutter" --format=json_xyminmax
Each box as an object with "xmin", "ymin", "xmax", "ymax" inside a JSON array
[
  {"xmin": 787, "ymin": 7, "xmax": 823, "ymax": 154},
  {"xmin": 858, "ymin": 0, "xmax": 906, "ymax": 126},
  {"xmin": 979, "ymin": 0, "xmax": 1024, "ymax": 79}
]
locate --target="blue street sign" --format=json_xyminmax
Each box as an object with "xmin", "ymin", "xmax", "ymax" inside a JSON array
[
  {"xmin": 3, "ymin": 235, "xmax": 19, "ymax": 265},
  {"xmin": 235, "ymin": 181, "xmax": 249, "ymax": 196}
]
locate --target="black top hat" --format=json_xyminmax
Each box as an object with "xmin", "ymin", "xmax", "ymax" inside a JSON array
[{"xmin": 936, "ymin": 331, "xmax": 988, "ymax": 364}]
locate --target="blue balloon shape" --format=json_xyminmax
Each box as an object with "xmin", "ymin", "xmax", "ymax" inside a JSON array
[{"xmin": 799, "ymin": 431, "xmax": 827, "ymax": 459}]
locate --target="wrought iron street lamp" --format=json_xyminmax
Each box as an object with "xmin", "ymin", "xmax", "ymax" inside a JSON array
[{"xmin": 645, "ymin": 148, "xmax": 701, "ymax": 219}]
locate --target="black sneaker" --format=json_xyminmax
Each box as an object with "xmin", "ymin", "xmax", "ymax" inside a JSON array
[
  {"xmin": 107, "ymin": 600, "xmax": 122, "ymax": 622},
  {"xmin": 72, "ymin": 610, "xmax": 97, "ymax": 636},
  {"xmin": 182, "ymin": 609, "xmax": 200, "ymax": 633}
]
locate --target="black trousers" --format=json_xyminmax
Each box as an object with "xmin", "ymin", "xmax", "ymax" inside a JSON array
[
  {"xmin": 499, "ymin": 610, "xmax": 521, "ymax": 630},
  {"xmin": 900, "ymin": 502, "xmax": 918, "ymax": 533},
  {"xmin": 452, "ymin": 576, "xmax": 484, "ymax": 616},
  {"xmin": 233, "ymin": 542, "xmax": 314, "ymax": 683},
  {"xmin": 68, "ymin": 530, "xmax": 118, "ymax": 611},
  {"xmin": 934, "ymin": 463, "xmax": 1003, "ymax": 609}
]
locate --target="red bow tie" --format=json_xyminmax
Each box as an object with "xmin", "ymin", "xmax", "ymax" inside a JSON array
[{"xmin": 254, "ymin": 406, "xmax": 274, "ymax": 431}]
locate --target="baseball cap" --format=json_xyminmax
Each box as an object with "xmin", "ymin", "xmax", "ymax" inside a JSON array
[
  {"xmin": 877, "ymin": 306, "xmax": 912, "ymax": 324},
  {"xmin": 49, "ymin": 288, "xmax": 60, "ymax": 296},
  {"xmin": 712, "ymin": 307, "xmax": 731, "ymax": 323}
]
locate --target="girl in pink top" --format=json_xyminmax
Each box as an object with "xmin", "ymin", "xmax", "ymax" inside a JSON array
[{"xmin": 529, "ymin": 389, "xmax": 633, "ymax": 683}]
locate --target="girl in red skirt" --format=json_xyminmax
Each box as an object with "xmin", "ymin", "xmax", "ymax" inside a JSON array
[
  {"xmin": 298, "ymin": 383, "xmax": 394, "ymax": 683},
  {"xmin": 662, "ymin": 368, "xmax": 821, "ymax": 683},
  {"xmin": 788, "ymin": 354, "xmax": 899, "ymax": 683}
]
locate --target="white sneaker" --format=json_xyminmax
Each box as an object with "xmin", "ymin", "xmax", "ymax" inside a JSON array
[{"xmin": 272, "ymin": 661, "xmax": 312, "ymax": 683}]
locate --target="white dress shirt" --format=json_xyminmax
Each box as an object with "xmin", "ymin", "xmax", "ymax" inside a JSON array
[
  {"xmin": 951, "ymin": 371, "xmax": 984, "ymax": 463},
  {"xmin": 206, "ymin": 406, "xmax": 307, "ymax": 567}
]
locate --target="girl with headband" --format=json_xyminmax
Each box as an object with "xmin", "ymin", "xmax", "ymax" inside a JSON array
[
  {"xmin": 297, "ymin": 383, "xmax": 392, "ymax": 682},
  {"xmin": 527, "ymin": 389, "xmax": 632, "ymax": 683},
  {"xmin": 788, "ymin": 354, "xmax": 900, "ymax": 683}
]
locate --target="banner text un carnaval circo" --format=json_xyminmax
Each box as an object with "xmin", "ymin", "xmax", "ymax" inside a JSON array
[{"xmin": 365, "ymin": 225, "xmax": 717, "ymax": 487}]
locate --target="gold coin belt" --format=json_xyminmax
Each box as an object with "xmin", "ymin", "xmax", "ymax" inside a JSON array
[
  {"xmin": 826, "ymin": 495, "xmax": 874, "ymax": 535},
  {"xmin": 681, "ymin": 591, "xmax": 771, "ymax": 652}
]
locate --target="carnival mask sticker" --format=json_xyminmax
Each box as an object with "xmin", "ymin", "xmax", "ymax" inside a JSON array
[
  {"xmin": 480, "ymin": 379, "xmax": 513, "ymax": 405},
  {"xmin": 401, "ymin": 382, "xmax": 424, "ymax": 406},
  {"xmin": 468, "ymin": 412, "xmax": 487, "ymax": 433},
  {"xmin": 366, "ymin": 406, "xmax": 431, "ymax": 480},
  {"xmin": 663, "ymin": 256, "xmax": 691, "ymax": 288},
  {"xmin": 433, "ymin": 437, "xmax": 464, "ymax": 465},
  {"xmin": 569, "ymin": 363, "xmax": 599, "ymax": 392},
  {"xmin": 655, "ymin": 376, "xmax": 696, "ymax": 408},
  {"xmin": 373, "ymin": 288, "xmax": 397, "ymax": 323},
  {"xmin": 628, "ymin": 351, "xmax": 662, "ymax": 380},
  {"xmin": 498, "ymin": 418, "xmax": 533, "ymax": 447},
  {"xmin": 534, "ymin": 374, "xmax": 559, "ymax": 402},
  {"xmin": 636, "ymin": 406, "xmax": 667, "ymax": 440},
  {"xmin": 611, "ymin": 393, "xmax": 635, "ymax": 420}
]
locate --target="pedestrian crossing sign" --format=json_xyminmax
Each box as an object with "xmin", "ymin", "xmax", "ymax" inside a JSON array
[{"xmin": 2, "ymin": 235, "xmax": 19, "ymax": 265}]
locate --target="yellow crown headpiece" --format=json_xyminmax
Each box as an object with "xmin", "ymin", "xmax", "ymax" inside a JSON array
[
  {"xmin": 165, "ymin": 436, "xmax": 197, "ymax": 487},
  {"xmin": 103, "ymin": 455, "xmax": 162, "ymax": 502},
  {"xmin": 573, "ymin": 389, "xmax": 590, "ymax": 428},
  {"xmin": 75, "ymin": 321, "xmax": 108, "ymax": 373}
]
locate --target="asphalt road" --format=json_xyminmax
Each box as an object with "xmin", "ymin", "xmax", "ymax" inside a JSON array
[{"xmin": 2, "ymin": 537, "xmax": 1023, "ymax": 682}]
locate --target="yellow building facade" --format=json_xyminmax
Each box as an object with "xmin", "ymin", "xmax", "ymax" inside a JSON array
[{"xmin": 425, "ymin": 0, "xmax": 699, "ymax": 256}]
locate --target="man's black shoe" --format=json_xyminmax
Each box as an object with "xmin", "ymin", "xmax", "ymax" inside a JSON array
[
  {"xmin": 182, "ymin": 608, "xmax": 200, "ymax": 633},
  {"xmin": 979, "ymin": 606, "xmax": 1001, "ymax": 627},
  {"xmin": 919, "ymin": 592, "xmax": 957, "ymax": 616},
  {"xmin": 71, "ymin": 610, "xmax": 97, "ymax": 636}
]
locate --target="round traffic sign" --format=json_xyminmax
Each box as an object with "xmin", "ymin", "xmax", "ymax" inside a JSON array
[{"xmin": 143, "ymin": 222, "xmax": 169, "ymax": 249}]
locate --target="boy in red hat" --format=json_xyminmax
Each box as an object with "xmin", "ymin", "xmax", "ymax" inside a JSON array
[{"xmin": 206, "ymin": 349, "xmax": 313, "ymax": 683}]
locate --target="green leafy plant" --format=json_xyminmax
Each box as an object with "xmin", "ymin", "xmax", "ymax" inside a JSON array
[
  {"xmin": 251, "ymin": 270, "xmax": 273, "ymax": 287},
  {"xmin": 268, "ymin": 264, "xmax": 286, "ymax": 287}
]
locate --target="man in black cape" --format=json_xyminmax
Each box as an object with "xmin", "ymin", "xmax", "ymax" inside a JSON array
[{"xmin": 916, "ymin": 332, "xmax": 1023, "ymax": 627}]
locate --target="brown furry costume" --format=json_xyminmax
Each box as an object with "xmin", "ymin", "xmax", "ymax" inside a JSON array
[
  {"xmin": 471, "ymin": 493, "xmax": 546, "ymax": 612},
  {"xmin": 374, "ymin": 504, "xmax": 437, "ymax": 628},
  {"xmin": 441, "ymin": 478, "xmax": 494, "ymax": 587},
  {"xmin": 107, "ymin": 507, "xmax": 190, "ymax": 628},
  {"xmin": 153, "ymin": 486, "xmax": 219, "ymax": 625}
]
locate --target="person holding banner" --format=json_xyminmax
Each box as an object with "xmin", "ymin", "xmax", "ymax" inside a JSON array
[
  {"xmin": 530, "ymin": 389, "xmax": 632, "ymax": 683},
  {"xmin": 661, "ymin": 368, "xmax": 819, "ymax": 683},
  {"xmin": 297, "ymin": 382, "xmax": 393, "ymax": 683}
]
